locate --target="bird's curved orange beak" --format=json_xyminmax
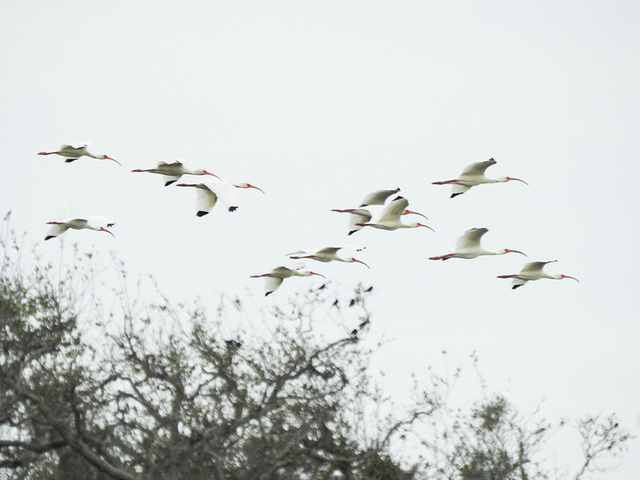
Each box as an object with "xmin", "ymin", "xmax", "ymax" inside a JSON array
[
  {"xmin": 104, "ymin": 155, "xmax": 121, "ymax": 166},
  {"xmin": 403, "ymin": 209, "xmax": 428, "ymax": 220},
  {"xmin": 561, "ymin": 275, "xmax": 579, "ymax": 282},
  {"xmin": 203, "ymin": 170, "xmax": 221, "ymax": 179},
  {"xmin": 248, "ymin": 184, "xmax": 265, "ymax": 194},
  {"xmin": 506, "ymin": 176, "xmax": 528, "ymax": 185},
  {"xmin": 505, "ymin": 249, "xmax": 527, "ymax": 256},
  {"xmin": 417, "ymin": 223, "xmax": 435, "ymax": 232},
  {"xmin": 353, "ymin": 258, "xmax": 370, "ymax": 269},
  {"xmin": 100, "ymin": 227, "xmax": 115, "ymax": 238}
]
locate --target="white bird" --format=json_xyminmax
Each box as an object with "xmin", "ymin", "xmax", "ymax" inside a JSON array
[
  {"xmin": 287, "ymin": 245, "xmax": 370, "ymax": 268},
  {"xmin": 497, "ymin": 260, "xmax": 579, "ymax": 289},
  {"xmin": 250, "ymin": 263, "xmax": 326, "ymax": 296},
  {"xmin": 356, "ymin": 196, "xmax": 434, "ymax": 232},
  {"xmin": 44, "ymin": 216, "xmax": 115, "ymax": 241},
  {"xmin": 332, "ymin": 188, "xmax": 428, "ymax": 236},
  {"xmin": 38, "ymin": 142, "xmax": 120, "ymax": 166},
  {"xmin": 429, "ymin": 228, "xmax": 526, "ymax": 260},
  {"xmin": 432, "ymin": 158, "xmax": 527, "ymax": 198},
  {"xmin": 176, "ymin": 176, "xmax": 264, "ymax": 216},
  {"xmin": 131, "ymin": 160, "xmax": 216, "ymax": 186}
]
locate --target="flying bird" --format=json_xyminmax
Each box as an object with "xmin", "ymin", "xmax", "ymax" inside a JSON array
[
  {"xmin": 432, "ymin": 158, "xmax": 527, "ymax": 198},
  {"xmin": 356, "ymin": 196, "xmax": 434, "ymax": 232},
  {"xmin": 176, "ymin": 176, "xmax": 264, "ymax": 215},
  {"xmin": 497, "ymin": 260, "xmax": 579, "ymax": 289},
  {"xmin": 250, "ymin": 263, "xmax": 325, "ymax": 296},
  {"xmin": 332, "ymin": 188, "xmax": 428, "ymax": 235},
  {"xmin": 44, "ymin": 216, "xmax": 115, "ymax": 241},
  {"xmin": 287, "ymin": 245, "xmax": 370, "ymax": 268},
  {"xmin": 131, "ymin": 160, "xmax": 216, "ymax": 186},
  {"xmin": 429, "ymin": 228, "xmax": 526, "ymax": 260},
  {"xmin": 38, "ymin": 142, "xmax": 120, "ymax": 165}
]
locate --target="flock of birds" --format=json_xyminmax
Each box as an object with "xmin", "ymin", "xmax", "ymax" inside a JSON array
[{"xmin": 37, "ymin": 142, "xmax": 579, "ymax": 295}]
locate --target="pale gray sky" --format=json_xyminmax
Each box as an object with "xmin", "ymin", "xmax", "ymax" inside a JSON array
[{"xmin": 2, "ymin": 1, "xmax": 639, "ymax": 477}]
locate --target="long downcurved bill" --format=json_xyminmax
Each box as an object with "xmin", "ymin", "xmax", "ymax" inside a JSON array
[
  {"xmin": 353, "ymin": 258, "xmax": 370, "ymax": 269},
  {"xmin": 403, "ymin": 209, "xmax": 428, "ymax": 220},
  {"xmin": 505, "ymin": 177, "xmax": 528, "ymax": 185},
  {"xmin": 104, "ymin": 155, "xmax": 122, "ymax": 166},
  {"xmin": 417, "ymin": 223, "xmax": 435, "ymax": 232},
  {"xmin": 100, "ymin": 227, "xmax": 115, "ymax": 238},
  {"xmin": 248, "ymin": 184, "xmax": 265, "ymax": 194},
  {"xmin": 505, "ymin": 249, "xmax": 527, "ymax": 256},
  {"xmin": 562, "ymin": 275, "xmax": 579, "ymax": 282}
]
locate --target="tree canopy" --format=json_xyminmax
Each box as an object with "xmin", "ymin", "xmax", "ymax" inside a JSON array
[{"xmin": 0, "ymin": 216, "xmax": 632, "ymax": 479}]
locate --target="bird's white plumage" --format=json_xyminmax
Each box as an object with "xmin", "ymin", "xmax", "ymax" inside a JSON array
[
  {"xmin": 455, "ymin": 227, "xmax": 489, "ymax": 250},
  {"xmin": 250, "ymin": 262, "xmax": 325, "ymax": 296},
  {"xmin": 131, "ymin": 160, "xmax": 215, "ymax": 186},
  {"xmin": 287, "ymin": 245, "xmax": 369, "ymax": 267},
  {"xmin": 38, "ymin": 142, "xmax": 120, "ymax": 165},
  {"xmin": 177, "ymin": 176, "xmax": 263, "ymax": 215},
  {"xmin": 459, "ymin": 158, "xmax": 497, "ymax": 178},
  {"xmin": 44, "ymin": 216, "xmax": 115, "ymax": 240},
  {"xmin": 433, "ymin": 158, "xmax": 527, "ymax": 198},
  {"xmin": 429, "ymin": 227, "xmax": 526, "ymax": 260},
  {"xmin": 360, "ymin": 196, "xmax": 432, "ymax": 231},
  {"xmin": 497, "ymin": 260, "xmax": 579, "ymax": 289},
  {"xmin": 359, "ymin": 188, "xmax": 401, "ymax": 207},
  {"xmin": 332, "ymin": 188, "xmax": 402, "ymax": 235}
]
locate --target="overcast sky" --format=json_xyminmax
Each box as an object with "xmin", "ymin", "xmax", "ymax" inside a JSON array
[{"xmin": 2, "ymin": 1, "xmax": 639, "ymax": 477}]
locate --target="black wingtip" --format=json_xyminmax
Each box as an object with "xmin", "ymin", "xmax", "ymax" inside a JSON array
[
  {"xmin": 165, "ymin": 180, "xmax": 176, "ymax": 187},
  {"xmin": 348, "ymin": 231, "xmax": 356, "ymax": 236},
  {"xmin": 229, "ymin": 206, "xmax": 238, "ymax": 212},
  {"xmin": 44, "ymin": 236, "xmax": 54, "ymax": 241},
  {"xmin": 451, "ymin": 192, "xmax": 463, "ymax": 198},
  {"xmin": 512, "ymin": 284, "xmax": 522, "ymax": 290},
  {"xmin": 64, "ymin": 158, "xmax": 76, "ymax": 163},
  {"xmin": 265, "ymin": 291, "xmax": 273, "ymax": 297},
  {"xmin": 196, "ymin": 211, "xmax": 209, "ymax": 217}
]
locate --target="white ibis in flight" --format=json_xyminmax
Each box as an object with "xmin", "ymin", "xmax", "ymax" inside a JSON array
[
  {"xmin": 432, "ymin": 158, "xmax": 527, "ymax": 198},
  {"xmin": 429, "ymin": 227, "xmax": 526, "ymax": 260},
  {"xmin": 497, "ymin": 260, "xmax": 579, "ymax": 289},
  {"xmin": 131, "ymin": 160, "xmax": 217, "ymax": 186},
  {"xmin": 176, "ymin": 176, "xmax": 264, "ymax": 216},
  {"xmin": 332, "ymin": 188, "xmax": 428, "ymax": 235},
  {"xmin": 38, "ymin": 142, "xmax": 120, "ymax": 166},
  {"xmin": 44, "ymin": 216, "xmax": 115, "ymax": 241},
  {"xmin": 287, "ymin": 245, "xmax": 370, "ymax": 268},
  {"xmin": 356, "ymin": 196, "xmax": 434, "ymax": 232},
  {"xmin": 250, "ymin": 263, "xmax": 325, "ymax": 296}
]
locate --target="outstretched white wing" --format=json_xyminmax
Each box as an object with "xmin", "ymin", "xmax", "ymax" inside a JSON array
[
  {"xmin": 195, "ymin": 187, "xmax": 218, "ymax": 216},
  {"xmin": 264, "ymin": 277, "xmax": 284, "ymax": 296},
  {"xmin": 459, "ymin": 158, "xmax": 496, "ymax": 177},
  {"xmin": 456, "ymin": 228, "xmax": 488, "ymax": 250},
  {"xmin": 360, "ymin": 188, "xmax": 401, "ymax": 206}
]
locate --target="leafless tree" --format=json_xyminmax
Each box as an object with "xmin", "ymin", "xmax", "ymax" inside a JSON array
[{"xmin": 0, "ymin": 215, "xmax": 632, "ymax": 480}]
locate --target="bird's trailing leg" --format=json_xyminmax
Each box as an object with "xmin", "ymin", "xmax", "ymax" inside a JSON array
[
  {"xmin": 428, "ymin": 253, "xmax": 456, "ymax": 261},
  {"xmin": 431, "ymin": 179, "xmax": 458, "ymax": 185}
]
